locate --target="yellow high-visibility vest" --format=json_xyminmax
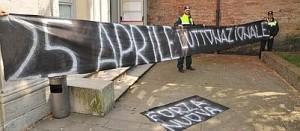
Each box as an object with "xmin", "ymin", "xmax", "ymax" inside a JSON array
[
  {"xmin": 268, "ymin": 21, "xmax": 277, "ymax": 27},
  {"xmin": 180, "ymin": 14, "xmax": 193, "ymax": 25},
  {"xmin": 267, "ymin": 18, "xmax": 277, "ymax": 27}
]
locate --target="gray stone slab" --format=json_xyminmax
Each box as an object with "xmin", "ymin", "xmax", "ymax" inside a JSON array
[
  {"xmin": 67, "ymin": 73, "xmax": 94, "ymax": 78},
  {"xmin": 3, "ymin": 88, "xmax": 48, "ymax": 123},
  {"xmin": 114, "ymin": 64, "xmax": 154, "ymax": 101},
  {"xmin": 127, "ymin": 64, "xmax": 154, "ymax": 77},
  {"xmin": 68, "ymin": 78, "xmax": 114, "ymax": 116},
  {"xmin": 114, "ymin": 80, "xmax": 134, "ymax": 101},
  {"xmin": 2, "ymin": 80, "xmax": 48, "ymax": 103},
  {"xmin": 67, "ymin": 77, "xmax": 112, "ymax": 90},
  {"xmin": 4, "ymin": 103, "xmax": 50, "ymax": 131},
  {"xmin": 88, "ymin": 67, "xmax": 130, "ymax": 81}
]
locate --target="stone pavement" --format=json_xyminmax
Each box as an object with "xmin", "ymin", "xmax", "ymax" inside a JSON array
[{"xmin": 29, "ymin": 54, "xmax": 300, "ymax": 131}]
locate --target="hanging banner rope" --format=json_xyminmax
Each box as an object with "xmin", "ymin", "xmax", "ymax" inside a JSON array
[{"xmin": 0, "ymin": 14, "xmax": 269, "ymax": 80}]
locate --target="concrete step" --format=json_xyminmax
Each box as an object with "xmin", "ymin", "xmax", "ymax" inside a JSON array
[
  {"xmin": 67, "ymin": 77, "xmax": 114, "ymax": 116},
  {"xmin": 82, "ymin": 64, "xmax": 154, "ymax": 101},
  {"xmin": 66, "ymin": 64, "xmax": 154, "ymax": 116},
  {"xmin": 67, "ymin": 73, "xmax": 94, "ymax": 79},
  {"xmin": 114, "ymin": 64, "xmax": 154, "ymax": 101},
  {"xmin": 88, "ymin": 67, "xmax": 131, "ymax": 81}
]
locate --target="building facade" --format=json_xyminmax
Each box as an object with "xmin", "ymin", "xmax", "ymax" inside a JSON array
[
  {"xmin": 0, "ymin": 0, "xmax": 111, "ymax": 22},
  {"xmin": 147, "ymin": 0, "xmax": 300, "ymax": 40},
  {"xmin": 0, "ymin": 0, "xmax": 111, "ymax": 130}
]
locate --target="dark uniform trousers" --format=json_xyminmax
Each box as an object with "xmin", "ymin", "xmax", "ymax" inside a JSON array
[
  {"xmin": 261, "ymin": 38, "xmax": 274, "ymax": 51},
  {"xmin": 177, "ymin": 56, "xmax": 192, "ymax": 69}
]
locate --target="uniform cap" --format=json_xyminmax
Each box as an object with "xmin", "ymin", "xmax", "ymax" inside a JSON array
[
  {"xmin": 268, "ymin": 11, "xmax": 273, "ymax": 15},
  {"xmin": 184, "ymin": 6, "xmax": 191, "ymax": 11}
]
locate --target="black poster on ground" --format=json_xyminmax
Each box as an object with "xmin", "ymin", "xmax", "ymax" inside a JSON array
[
  {"xmin": 141, "ymin": 96, "xmax": 229, "ymax": 131},
  {"xmin": 0, "ymin": 14, "xmax": 269, "ymax": 80}
]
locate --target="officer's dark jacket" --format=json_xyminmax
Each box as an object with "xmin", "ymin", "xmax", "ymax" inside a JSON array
[{"xmin": 267, "ymin": 18, "xmax": 279, "ymax": 37}]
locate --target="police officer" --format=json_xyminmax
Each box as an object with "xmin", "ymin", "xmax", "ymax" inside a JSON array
[
  {"xmin": 261, "ymin": 11, "xmax": 279, "ymax": 52},
  {"xmin": 174, "ymin": 6, "xmax": 195, "ymax": 73}
]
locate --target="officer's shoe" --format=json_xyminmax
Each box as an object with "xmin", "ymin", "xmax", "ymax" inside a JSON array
[
  {"xmin": 178, "ymin": 68, "xmax": 184, "ymax": 73},
  {"xmin": 187, "ymin": 67, "xmax": 195, "ymax": 71}
]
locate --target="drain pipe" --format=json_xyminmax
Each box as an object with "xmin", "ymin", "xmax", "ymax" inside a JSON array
[
  {"xmin": 216, "ymin": 0, "xmax": 221, "ymax": 54},
  {"xmin": 216, "ymin": 0, "xmax": 221, "ymax": 27}
]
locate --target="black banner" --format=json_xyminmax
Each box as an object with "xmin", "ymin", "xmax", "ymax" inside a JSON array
[
  {"xmin": 142, "ymin": 96, "xmax": 229, "ymax": 131},
  {"xmin": 0, "ymin": 14, "xmax": 269, "ymax": 80}
]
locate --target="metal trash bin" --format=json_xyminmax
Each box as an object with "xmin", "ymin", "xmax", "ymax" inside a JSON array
[{"xmin": 49, "ymin": 75, "xmax": 70, "ymax": 118}]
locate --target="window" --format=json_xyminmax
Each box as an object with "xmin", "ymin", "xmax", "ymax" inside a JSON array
[
  {"xmin": 121, "ymin": 0, "xmax": 143, "ymax": 21},
  {"xmin": 59, "ymin": 0, "xmax": 73, "ymax": 18}
]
